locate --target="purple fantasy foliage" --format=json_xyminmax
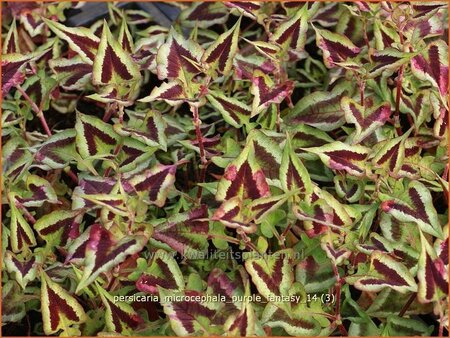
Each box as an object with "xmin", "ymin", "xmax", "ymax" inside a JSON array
[{"xmin": 1, "ymin": 1, "xmax": 448, "ymax": 337}]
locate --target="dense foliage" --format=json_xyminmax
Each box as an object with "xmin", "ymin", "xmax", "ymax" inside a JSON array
[{"xmin": 1, "ymin": 1, "xmax": 448, "ymax": 336}]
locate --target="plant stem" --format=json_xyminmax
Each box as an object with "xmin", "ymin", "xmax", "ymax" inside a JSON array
[
  {"xmin": 398, "ymin": 292, "xmax": 416, "ymax": 317},
  {"xmin": 17, "ymin": 84, "xmax": 79, "ymax": 184},
  {"xmin": 276, "ymin": 103, "xmax": 281, "ymax": 133},
  {"xmin": 16, "ymin": 85, "xmax": 52, "ymax": 137},
  {"xmin": 191, "ymin": 105, "xmax": 207, "ymax": 201},
  {"xmin": 16, "ymin": 201, "xmax": 37, "ymax": 224},
  {"xmin": 191, "ymin": 105, "xmax": 207, "ymax": 165},
  {"xmin": 332, "ymin": 264, "xmax": 347, "ymax": 336},
  {"xmin": 394, "ymin": 65, "xmax": 404, "ymax": 135}
]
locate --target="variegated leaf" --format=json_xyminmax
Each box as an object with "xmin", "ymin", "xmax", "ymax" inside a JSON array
[
  {"xmin": 212, "ymin": 196, "xmax": 256, "ymax": 233},
  {"xmin": 75, "ymin": 224, "xmax": 148, "ymax": 293},
  {"xmin": 32, "ymin": 129, "xmax": 77, "ymax": 170},
  {"xmin": 270, "ymin": 5, "xmax": 308, "ymax": 59},
  {"xmin": 97, "ymin": 285, "xmax": 143, "ymax": 334},
  {"xmin": 342, "ymin": 97, "xmax": 391, "ymax": 144},
  {"xmin": 92, "ymin": 21, "xmax": 141, "ymax": 85},
  {"xmin": 128, "ymin": 163, "xmax": 177, "ymax": 207},
  {"xmin": 417, "ymin": 233, "xmax": 448, "ymax": 303},
  {"xmin": 43, "ymin": 18, "xmax": 100, "ymax": 64},
  {"xmin": 411, "ymin": 40, "xmax": 448, "ymax": 99},
  {"xmin": 381, "ymin": 181, "xmax": 443, "ymax": 238},
  {"xmin": 250, "ymin": 70, "xmax": 294, "ymax": 117},
  {"xmin": 261, "ymin": 303, "xmax": 321, "ymax": 336},
  {"xmin": 2, "ymin": 53, "xmax": 33, "ymax": 96},
  {"xmin": 206, "ymin": 91, "xmax": 251, "ymax": 128},
  {"xmin": 314, "ymin": 27, "xmax": 361, "ymax": 68},
  {"xmin": 136, "ymin": 249, "xmax": 184, "ymax": 294},
  {"xmin": 156, "ymin": 28, "xmax": 204, "ymax": 83},
  {"xmin": 280, "ymin": 137, "xmax": 312, "ymax": 196},
  {"xmin": 245, "ymin": 249, "xmax": 295, "ymax": 301},
  {"xmin": 139, "ymin": 80, "xmax": 189, "ymax": 106},
  {"xmin": 284, "ymin": 83, "xmax": 351, "ymax": 131},
  {"xmin": 41, "ymin": 270, "xmax": 87, "ymax": 335},
  {"xmin": 4, "ymin": 252, "xmax": 39, "ymax": 289},
  {"xmin": 34, "ymin": 210, "xmax": 83, "ymax": 246},
  {"xmin": 16, "ymin": 175, "xmax": 58, "ymax": 207},
  {"xmin": 75, "ymin": 112, "xmax": 119, "ymax": 159},
  {"xmin": 179, "ymin": 2, "xmax": 229, "ymax": 28},
  {"xmin": 159, "ymin": 288, "xmax": 219, "ymax": 336},
  {"xmin": 152, "ymin": 205, "xmax": 209, "ymax": 258},
  {"xmin": 202, "ymin": 16, "xmax": 241, "ymax": 77},
  {"xmin": 354, "ymin": 252, "xmax": 417, "ymax": 293},
  {"xmin": 113, "ymin": 110, "xmax": 167, "ymax": 150},
  {"xmin": 8, "ymin": 194, "xmax": 36, "ymax": 253},
  {"xmin": 49, "ymin": 57, "xmax": 92, "ymax": 91},
  {"xmin": 3, "ymin": 19, "xmax": 20, "ymax": 54},
  {"xmin": 216, "ymin": 143, "xmax": 270, "ymax": 202},
  {"xmin": 302, "ymin": 141, "xmax": 370, "ymax": 177}
]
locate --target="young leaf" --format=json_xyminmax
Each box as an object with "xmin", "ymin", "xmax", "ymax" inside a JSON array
[
  {"xmin": 75, "ymin": 224, "xmax": 148, "ymax": 293},
  {"xmin": 92, "ymin": 21, "xmax": 141, "ymax": 85},
  {"xmin": 40, "ymin": 270, "xmax": 87, "ymax": 335}
]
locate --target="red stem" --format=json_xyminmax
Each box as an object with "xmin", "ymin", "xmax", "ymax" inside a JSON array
[
  {"xmin": 398, "ymin": 293, "xmax": 416, "ymax": 317},
  {"xmin": 191, "ymin": 105, "xmax": 207, "ymax": 164},
  {"xmin": 16, "ymin": 201, "xmax": 37, "ymax": 224},
  {"xmin": 17, "ymin": 85, "xmax": 79, "ymax": 183},
  {"xmin": 332, "ymin": 264, "xmax": 347, "ymax": 336},
  {"xmin": 17, "ymin": 85, "xmax": 52, "ymax": 137},
  {"xmin": 394, "ymin": 65, "xmax": 405, "ymax": 136}
]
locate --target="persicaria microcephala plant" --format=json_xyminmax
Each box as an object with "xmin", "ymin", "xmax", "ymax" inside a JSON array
[{"xmin": 1, "ymin": 1, "xmax": 448, "ymax": 336}]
